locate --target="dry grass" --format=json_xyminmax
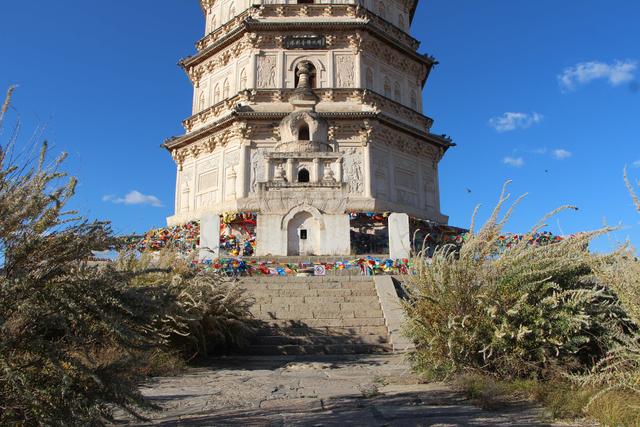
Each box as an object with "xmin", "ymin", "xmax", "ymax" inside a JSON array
[
  {"xmin": 454, "ymin": 373, "xmax": 593, "ymax": 419},
  {"xmin": 455, "ymin": 373, "xmax": 640, "ymax": 426},
  {"xmin": 586, "ymin": 390, "xmax": 640, "ymax": 427}
]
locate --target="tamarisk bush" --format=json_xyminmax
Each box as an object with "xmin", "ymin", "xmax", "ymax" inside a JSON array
[
  {"xmin": 0, "ymin": 88, "xmax": 256, "ymax": 425},
  {"xmin": 404, "ymin": 182, "xmax": 632, "ymax": 380},
  {"xmin": 576, "ymin": 169, "xmax": 640, "ymax": 404},
  {"xmin": 0, "ymin": 87, "xmax": 160, "ymax": 424},
  {"xmin": 115, "ymin": 250, "xmax": 257, "ymax": 358}
]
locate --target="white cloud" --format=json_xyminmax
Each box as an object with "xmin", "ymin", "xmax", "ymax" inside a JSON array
[
  {"xmin": 552, "ymin": 149, "xmax": 573, "ymax": 160},
  {"xmin": 633, "ymin": 160, "xmax": 640, "ymax": 168},
  {"xmin": 103, "ymin": 190, "xmax": 163, "ymax": 207},
  {"xmin": 558, "ymin": 60, "xmax": 637, "ymax": 91},
  {"xmin": 489, "ymin": 112, "xmax": 544, "ymax": 133},
  {"xmin": 503, "ymin": 157, "xmax": 525, "ymax": 167}
]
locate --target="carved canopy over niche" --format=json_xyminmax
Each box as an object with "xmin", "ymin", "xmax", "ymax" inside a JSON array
[{"xmin": 276, "ymin": 111, "xmax": 331, "ymax": 152}]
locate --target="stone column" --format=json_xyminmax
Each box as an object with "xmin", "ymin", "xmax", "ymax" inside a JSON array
[
  {"xmin": 389, "ymin": 213, "xmax": 411, "ymax": 260},
  {"xmin": 174, "ymin": 168, "xmax": 180, "ymax": 215},
  {"xmin": 363, "ymin": 145, "xmax": 373, "ymax": 198},
  {"xmin": 227, "ymin": 168, "xmax": 237, "ymax": 199},
  {"xmin": 199, "ymin": 214, "xmax": 220, "ymax": 262},
  {"xmin": 312, "ymin": 158, "xmax": 320, "ymax": 183},
  {"xmin": 286, "ymin": 158, "xmax": 295, "ymax": 182},
  {"xmin": 218, "ymin": 149, "xmax": 226, "ymax": 203},
  {"xmin": 238, "ymin": 143, "xmax": 249, "ymax": 198},
  {"xmin": 264, "ymin": 156, "xmax": 271, "ymax": 182},
  {"xmin": 336, "ymin": 157, "xmax": 343, "ymax": 183}
]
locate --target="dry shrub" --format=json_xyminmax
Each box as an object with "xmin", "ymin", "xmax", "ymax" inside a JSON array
[
  {"xmin": 404, "ymin": 182, "xmax": 631, "ymax": 381},
  {"xmin": 114, "ymin": 251, "xmax": 257, "ymax": 358},
  {"xmin": 575, "ymin": 168, "xmax": 640, "ymax": 418},
  {"xmin": 0, "ymin": 87, "xmax": 255, "ymax": 425}
]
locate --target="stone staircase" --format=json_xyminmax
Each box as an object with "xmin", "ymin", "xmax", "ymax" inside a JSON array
[{"xmin": 239, "ymin": 276, "xmax": 394, "ymax": 355}]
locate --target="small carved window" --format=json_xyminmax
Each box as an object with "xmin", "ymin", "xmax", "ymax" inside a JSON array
[
  {"xmin": 229, "ymin": 5, "xmax": 236, "ymax": 20},
  {"xmin": 298, "ymin": 123, "xmax": 310, "ymax": 141},
  {"xmin": 210, "ymin": 14, "xmax": 217, "ymax": 30},
  {"xmin": 410, "ymin": 90, "xmax": 417, "ymax": 110},
  {"xmin": 378, "ymin": 1, "xmax": 386, "ymax": 19},
  {"xmin": 298, "ymin": 168, "xmax": 310, "ymax": 183},
  {"xmin": 214, "ymin": 84, "xmax": 221, "ymax": 103},
  {"xmin": 223, "ymin": 78, "xmax": 230, "ymax": 99},
  {"xmin": 366, "ymin": 68, "xmax": 374, "ymax": 89},
  {"xmin": 384, "ymin": 78, "xmax": 391, "ymax": 98},
  {"xmin": 394, "ymin": 82, "xmax": 401, "ymax": 102},
  {"xmin": 198, "ymin": 92, "xmax": 206, "ymax": 110},
  {"xmin": 239, "ymin": 68, "xmax": 247, "ymax": 90}
]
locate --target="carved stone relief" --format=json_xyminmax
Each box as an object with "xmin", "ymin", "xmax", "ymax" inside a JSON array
[
  {"xmin": 257, "ymin": 55, "xmax": 277, "ymax": 88},
  {"xmin": 224, "ymin": 149, "xmax": 240, "ymax": 169},
  {"xmin": 343, "ymin": 148, "xmax": 364, "ymax": 195},
  {"xmin": 423, "ymin": 170, "xmax": 437, "ymax": 209},
  {"xmin": 373, "ymin": 155, "xmax": 388, "ymax": 199},
  {"xmin": 179, "ymin": 168, "xmax": 194, "ymax": 213},
  {"xmin": 335, "ymin": 55, "xmax": 355, "ymax": 88},
  {"xmin": 250, "ymin": 148, "xmax": 266, "ymax": 194}
]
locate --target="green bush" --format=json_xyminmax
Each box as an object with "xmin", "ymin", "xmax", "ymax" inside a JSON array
[{"xmin": 403, "ymin": 182, "xmax": 632, "ymax": 381}]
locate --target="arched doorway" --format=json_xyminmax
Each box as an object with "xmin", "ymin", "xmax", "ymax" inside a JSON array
[
  {"xmin": 298, "ymin": 168, "xmax": 310, "ymax": 183},
  {"xmin": 287, "ymin": 211, "xmax": 319, "ymax": 256}
]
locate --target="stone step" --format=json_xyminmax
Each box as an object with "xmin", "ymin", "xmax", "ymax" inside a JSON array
[
  {"xmin": 253, "ymin": 301, "xmax": 382, "ymax": 317},
  {"xmin": 247, "ymin": 343, "xmax": 392, "ymax": 356},
  {"xmin": 251, "ymin": 335, "xmax": 389, "ymax": 346},
  {"xmin": 242, "ymin": 282, "xmax": 377, "ymax": 291},
  {"xmin": 253, "ymin": 325, "xmax": 390, "ymax": 337},
  {"xmin": 234, "ymin": 275, "xmax": 394, "ymax": 355},
  {"xmin": 251, "ymin": 295, "xmax": 381, "ymax": 305},
  {"xmin": 255, "ymin": 317, "xmax": 387, "ymax": 328},
  {"xmin": 238, "ymin": 276, "xmax": 374, "ymax": 284},
  {"xmin": 251, "ymin": 310, "xmax": 384, "ymax": 321},
  {"xmin": 247, "ymin": 289, "xmax": 378, "ymax": 298}
]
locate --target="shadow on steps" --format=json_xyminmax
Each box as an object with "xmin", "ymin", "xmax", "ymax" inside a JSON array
[{"xmin": 240, "ymin": 319, "xmax": 393, "ymax": 356}]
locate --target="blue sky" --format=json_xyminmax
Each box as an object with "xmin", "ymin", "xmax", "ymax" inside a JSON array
[{"xmin": 1, "ymin": 1, "xmax": 639, "ymax": 251}]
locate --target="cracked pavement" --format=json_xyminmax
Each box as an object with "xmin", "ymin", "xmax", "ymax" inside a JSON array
[{"xmin": 114, "ymin": 354, "xmax": 588, "ymax": 426}]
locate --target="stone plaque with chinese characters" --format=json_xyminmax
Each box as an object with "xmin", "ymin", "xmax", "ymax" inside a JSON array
[{"xmin": 284, "ymin": 36, "xmax": 326, "ymax": 50}]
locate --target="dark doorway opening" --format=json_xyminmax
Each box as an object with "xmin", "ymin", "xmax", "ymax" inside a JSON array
[
  {"xmin": 298, "ymin": 123, "xmax": 310, "ymax": 141},
  {"xmin": 298, "ymin": 168, "xmax": 310, "ymax": 183}
]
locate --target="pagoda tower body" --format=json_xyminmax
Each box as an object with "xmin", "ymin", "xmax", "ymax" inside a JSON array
[{"xmin": 164, "ymin": 0, "xmax": 454, "ymax": 258}]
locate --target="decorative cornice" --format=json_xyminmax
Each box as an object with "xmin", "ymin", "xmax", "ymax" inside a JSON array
[
  {"xmin": 181, "ymin": 88, "xmax": 434, "ymax": 135},
  {"xmin": 182, "ymin": 6, "xmax": 432, "ymax": 71},
  {"xmin": 164, "ymin": 109, "xmax": 453, "ymax": 155}
]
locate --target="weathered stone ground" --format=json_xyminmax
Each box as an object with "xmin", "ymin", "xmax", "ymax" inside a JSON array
[{"xmin": 114, "ymin": 354, "xmax": 590, "ymax": 426}]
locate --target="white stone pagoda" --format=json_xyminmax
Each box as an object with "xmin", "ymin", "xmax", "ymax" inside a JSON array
[{"xmin": 164, "ymin": 0, "xmax": 454, "ymax": 259}]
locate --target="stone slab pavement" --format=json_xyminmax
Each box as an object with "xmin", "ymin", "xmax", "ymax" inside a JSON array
[{"xmin": 114, "ymin": 354, "xmax": 589, "ymax": 427}]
